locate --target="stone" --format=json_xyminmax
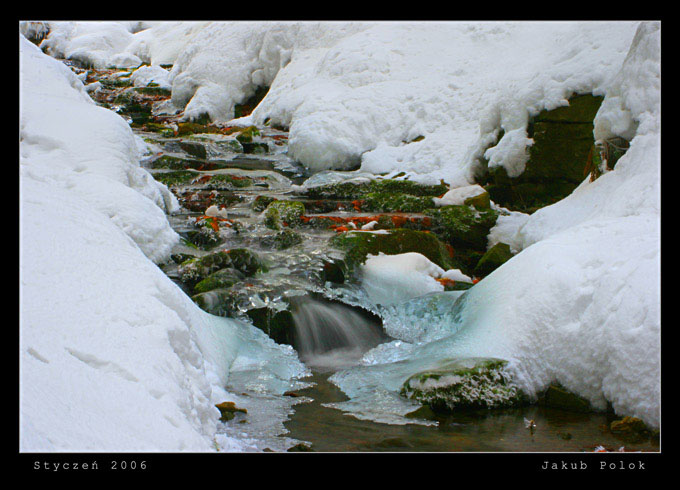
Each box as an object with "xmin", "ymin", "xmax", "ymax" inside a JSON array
[
  {"xmin": 424, "ymin": 205, "xmax": 499, "ymax": 250},
  {"xmin": 264, "ymin": 200, "xmax": 306, "ymax": 230},
  {"xmin": 474, "ymin": 242, "xmax": 513, "ymax": 276},
  {"xmin": 331, "ymin": 228, "xmax": 457, "ymax": 271},
  {"xmin": 401, "ymin": 358, "xmax": 524, "ymax": 411},
  {"xmin": 538, "ymin": 384, "xmax": 592, "ymax": 413}
]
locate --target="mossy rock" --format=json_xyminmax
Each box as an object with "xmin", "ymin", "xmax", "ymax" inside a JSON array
[
  {"xmin": 264, "ymin": 200, "xmax": 306, "ymax": 230},
  {"xmin": 207, "ymin": 174, "xmax": 254, "ymax": 190},
  {"xmin": 481, "ymin": 94, "xmax": 604, "ymax": 213},
  {"xmin": 171, "ymin": 253, "xmax": 196, "ymax": 264},
  {"xmin": 235, "ymin": 126, "xmax": 260, "ymax": 143},
  {"xmin": 216, "ymin": 401, "xmax": 247, "ymax": 422},
  {"xmin": 133, "ymin": 86, "xmax": 171, "ymax": 96},
  {"xmin": 362, "ymin": 192, "xmax": 435, "ymax": 213},
  {"xmin": 610, "ymin": 416, "xmax": 652, "ymax": 440},
  {"xmin": 537, "ymin": 384, "xmax": 592, "ymax": 413},
  {"xmin": 100, "ymin": 78, "xmax": 132, "ymax": 89},
  {"xmin": 246, "ymin": 307, "xmax": 295, "ymax": 345},
  {"xmin": 241, "ymin": 142, "xmax": 269, "ymax": 154},
  {"xmin": 178, "ymin": 141, "xmax": 207, "ymax": 159},
  {"xmin": 152, "ymin": 170, "xmax": 198, "ymax": 186},
  {"xmin": 176, "ymin": 122, "xmax": 222, "ymax": 136},
  {"xmin": 302, "ymin": 179, "xmax": 448, "ymax": 200},
  {"xmin": 178, "ymin": 248, "xmax": 265, "ymax": 287},
  {"xmin": 251, "ymin": 195, "xmax": 278, "ymax": 212},
  {"xmin": 184, "ymin": 227, "xmax": 223, "ymax": 250},
  {"xmin": 533, "ymin": 94, "xmax": 604, "ymax": 124},
  {"xmin": 261, "ymin": 229, "xmax": 304, "ymax": 250},
  {"xmin": 424, "ymin": 205, "xmax": 499, "ymax": 250},
  {"xmin": 331, "ymin": 228, "xmax": 456, "ymax": 271},
  {"xmin": 194, "ymin": 267, "xmax": 245, "ymax": 294},
  {"xmin": 401, "ymin": 358, "xmax": 525, "ymax": 411},
  {"xmin": 474, "ymin": 242, "xmax": 513, "ymax": 276},
  {"xmin": 463, "ymin": 190, "xmax": 491, "ymax": 210}
]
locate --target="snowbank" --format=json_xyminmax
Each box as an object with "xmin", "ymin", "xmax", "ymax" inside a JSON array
[
  {"xmin": 361, "ymin": 252, "xmax": 472, "ymax": 306},
  {"xmin": 333, "ymin": 22, "xmax": 661, "ymax": 428},
  {"xmin": 20, "ymin": 35, "xmax": 307, "ymax": 451},
  {"xmin": 165, "ymin": 22, "xmax": 637, "ymax": 183},
  {"xmin": 38, "ymin": 21, "xmax": 638, "ymax": 184}
]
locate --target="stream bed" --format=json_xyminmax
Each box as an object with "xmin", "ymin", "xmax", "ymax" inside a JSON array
[{"xmin": 77, "ymin": 64, "xmax": 658, "ymax": 453}]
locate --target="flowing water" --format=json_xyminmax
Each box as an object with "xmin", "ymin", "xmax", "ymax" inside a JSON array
[{"xmin": 76, "ymin": 65, "xmax": 659, "ymax": 453}]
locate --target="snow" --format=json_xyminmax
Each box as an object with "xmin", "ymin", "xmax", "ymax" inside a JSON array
[
  {"xmin": 361, "ymin": 252, "xmax": 472, "ymax": 307},
  {"xmin": 130, "ymin": 64, "xmax": 172, "ymax": 89},
  {"xmin": 433, "ymin": 184, "xmax": 486, "ymax": 207},
  {"xmin": 25, "ymin": 19, "xmax": 661, "ymax": 438},
  {"xmin": 20, "ymin": 35, "xmax": 308, "ymax": 451},
  {"xmin": 332, "ymin": 22, "xmax": 661, "ymax": 428}
]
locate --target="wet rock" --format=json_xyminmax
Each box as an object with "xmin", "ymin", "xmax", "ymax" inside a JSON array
[
  {"xmin": 178, "ymin": 141, "xmax": 207, "ymax": 159},
  {"xmin": 235, "ymin": 126, "xmax": 260, "ymax": 143},
  {"xmin": 251, "ymin": 195, "xmax": 278, "ymax": 212},
  {"xmin": 184, "ymin": 227, "xmax": 223, "ymax": 250},
  {"xmin": 463, "ymin": 190, "xmax": 491, "ymax": 210},
  {"xmin": 216, "ymin": 401, "xmax": 247, "ymax": 422},
  {"xmin": 331, "ymin": 228, "xmax": 457, "ymax": 271},
  {"xmin": 287, "ymin": 442, "xmax": 313, "ymax": 452},
  {"xmin": 362, "ymin": 192, "xmax": 435, "ymax": 213},
  {"xmin": 178, "ymin": 248, "xmax": 265, "ymax": 287},
  {"xmin": 424, "ymin": 205, "xmax": 499, "ymax": 250},
  {"xmin": 474, "ymin": 242, "xmax": 513, "ymax": 276},
  {"xmin": 152, "ymin": 170, "xmax": 198, "ymax": 187},
  {"xmin": 176, "ymin": 122, "xmax": 223, "ymax": 136},
  {"xmin": 264, "ymin": 200, "xmax": 306, "ymax": 230},
  {"xmin": 299, "ymin": 178, "xmax": 448, "ymax": 200},
  {"xmin": 401, "ymin": 358, "xmax": 525, "ymax": 411},
  {"xmin": 133, "ymin": 86, "xmax": 171, "ymax": 96},
  {"xmin": 194, "ymin": 268, "xmax": 245, "ymax": 294},
  {"xmin": 241, "ymin": 142, "xmax": 269, "ymax": 154},
  {"xmin": 246, "ymin": 307, "xmax": 295, "ymax": 345},
  {"xmin": 610, "ymin": 416, "xmax": 648, "ymax": 436},
  {"xmin": 260, "ymin": 229, "xmax": 304, "ymax": 250},
  {"xmin": 538, "ymin": 384, "xmax": 592, "ymax": 413}
]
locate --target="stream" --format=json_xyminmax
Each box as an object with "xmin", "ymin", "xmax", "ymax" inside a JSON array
[{"xmin": 77, "ymin": 64, "xmax": 658, "ymax": 453}]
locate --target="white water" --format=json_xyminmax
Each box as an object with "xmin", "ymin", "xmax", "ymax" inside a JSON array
[{"xmin": 291, "ymin": 297, "xmax": 385, "ymax": 371}]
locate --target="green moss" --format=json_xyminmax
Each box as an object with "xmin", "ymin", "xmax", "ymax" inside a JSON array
[
  {"xmin": 302, "ymin": 179, "xmax": 448, "ymax": 200},
  {"xmin": 176, "ymin": 122, "xmax": 222, "ymax": 136},
  {"xmin": 178, "ymin": 248, "xmax": 265, "ymax": 287},
  {"xmin": 208, "ymin": 174, "xmax": 253, "ymax": 189},
  {"xmin": 235, "ymin": 126, "xmax": 261, "ymax": 143},
  {"xmin": 425, "ymin": 205, "xmax": 498, "ymax": 250},
  {"xmin": 264, "ymin": 200, "xmax": 306, "ymax": 230},
  {"xmin": 474, "ymin": 242, "xmax": 513, "ymax": 276},
  {"xmin": 133, "ymin": 86, "xmax": 171, "ymax": 96},
  {"xmin": 401, "ymin": 358, "xmax": 525, "ymax": 411},
  {"xmin": 331, "ymin": 228, "xmax": 455, "ymax": 271},
  {"xmin": 463, "ymin": 190, "xmax": 491, "ymax": 210},
  {"xmin": 194, "ymin": 268, "xmax": 245, "ymax": 294},
  {"xmin": 152, "ymin": 170, "xmax": 198, "ymax": 186},
  {"xmin": 481, "ymin": 94, "xmax": 604, "ymax": 213},
  {"xmin": 362, "ymin": 192, "xmax": 435, "ymax": 213}
]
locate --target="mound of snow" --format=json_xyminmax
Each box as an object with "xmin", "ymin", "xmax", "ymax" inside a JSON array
[
  {"xmin": 20, "ymin": 35, "xmax": 307, "ymax": 451},
  {"xmin": 361, "ymin": 252, "xmax": 471, "ymax": 306}
]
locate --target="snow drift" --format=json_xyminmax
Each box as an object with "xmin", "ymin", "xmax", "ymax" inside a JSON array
[{"xmin": 19, "ymin": 35, "xmax": 307, "ymax": 451}]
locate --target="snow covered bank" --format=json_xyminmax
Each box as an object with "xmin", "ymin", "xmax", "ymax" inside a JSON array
[
  {"xmin": 331, "ymin": 21, "xmax": 661, "ymax": 428},
  {"xmin": 161, "ymin": 22, "xmax": 637, "ymax": 183},
  {"xmin": 38, "ymin": 21, "xmax": 637, "ymax": 183},
  {"xmin": 20, "ymin": 35, "xmax": 307, "ymax": 451}
]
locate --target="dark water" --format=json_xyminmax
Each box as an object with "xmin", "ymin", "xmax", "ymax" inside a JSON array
[{"xmin": 284, "ymin": 371, "xmax": 659, "ymax": 453}]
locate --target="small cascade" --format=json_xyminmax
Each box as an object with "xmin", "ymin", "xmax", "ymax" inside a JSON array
[{"xmin": 290, "ymin": 297, "xmax": 386, "ymax": 371}]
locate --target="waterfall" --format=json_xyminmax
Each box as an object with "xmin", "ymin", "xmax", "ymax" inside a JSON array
[{"xmin": 291, "ymin": 297, "xmax": 386, "ymax": 371}]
